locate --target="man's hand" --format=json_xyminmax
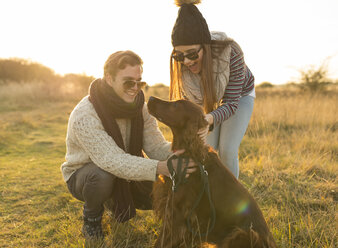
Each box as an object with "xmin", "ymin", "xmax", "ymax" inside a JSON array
[{"xmin": 157, "ymin": 149, "xmax": 197, "ymax": 178}]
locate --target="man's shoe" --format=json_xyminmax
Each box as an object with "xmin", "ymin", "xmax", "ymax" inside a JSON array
[{"xmin": 82, "ymin": 216, "xmax": 104, "ymax": 240}]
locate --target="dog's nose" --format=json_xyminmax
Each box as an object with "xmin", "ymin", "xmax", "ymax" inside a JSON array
[
  {"xmin": 147, "ymin": 96, "xmax": 156, "ymax": 113},
  {"xmin": 148, "ymin": 96, "xmax": 155, "ymax": 103}
]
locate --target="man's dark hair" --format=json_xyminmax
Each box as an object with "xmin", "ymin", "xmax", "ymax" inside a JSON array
[{"xmin": 104, "ymin": 50, "xmax": 143, "ymax": 80}]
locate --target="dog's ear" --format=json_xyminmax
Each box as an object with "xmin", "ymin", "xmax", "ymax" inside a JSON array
[
  {"xmin": 185, "ymin": 120, "xmax": 200, "ymax": 136},
  {"xmin": 184, "ymin": 115, "xmax": 208, "ymax": 140},
  {"xmin": 185, "ymin": 115, "xmax": 208, "ymax": 134}
]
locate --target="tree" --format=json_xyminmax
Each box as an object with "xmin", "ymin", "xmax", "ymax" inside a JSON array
[{"xmin": 297, "ymin": 59, "xmax": 332, "ymax": 93}]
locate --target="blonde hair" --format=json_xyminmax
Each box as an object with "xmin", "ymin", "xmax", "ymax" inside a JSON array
[
  {"xmin": 170, "ymin": 44, "xmax": 216, "ymax": 113},
  {"xmin": 103, "ymin": 50, "xmax": 143, "ymax": 80}
]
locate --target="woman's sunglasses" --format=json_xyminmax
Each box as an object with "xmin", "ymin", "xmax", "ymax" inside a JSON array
[
  {"xmin": 172, "ymin": 46, "xmax": 203, "ymax": 63},
  {"xmin": 123, "ymin": 80, "xmax": 147, "ymax": 90}
]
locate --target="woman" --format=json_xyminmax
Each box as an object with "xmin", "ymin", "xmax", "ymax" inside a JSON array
[{"xmin": 169, "ymin": 0, "xmax": 255, "ymax": 179}]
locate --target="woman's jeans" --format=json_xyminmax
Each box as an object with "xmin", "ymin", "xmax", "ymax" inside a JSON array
[{"xmin": 207, "ymin": 95, "xmax": 254, "ymax": 179}]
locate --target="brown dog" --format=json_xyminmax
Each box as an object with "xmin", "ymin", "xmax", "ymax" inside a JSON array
[{"xmin": 148, "ymin": 96, "xmax": 277, "ymax": 248}]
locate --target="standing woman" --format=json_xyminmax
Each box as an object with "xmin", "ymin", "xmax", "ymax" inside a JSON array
[{"xmin": 170, "ymin": 0, "xmax": 255, "ymax": 179}]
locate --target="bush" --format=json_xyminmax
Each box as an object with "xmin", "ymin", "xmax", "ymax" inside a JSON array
[
  {"xmin": 63, "ymin": 73, "xmax": 95, "ymax": 90},
  {"xmin": 0, "ymin": 58, "xmax": 57, "ymax": 83},
  {"xmin": 257, "ymin": 82, "xmax": 274, "ymax": 88}
]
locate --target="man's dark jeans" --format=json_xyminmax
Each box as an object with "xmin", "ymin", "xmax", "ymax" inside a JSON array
[{"xmin": 66, "ymin": 162, "xmax": 152, "ymax": 219}]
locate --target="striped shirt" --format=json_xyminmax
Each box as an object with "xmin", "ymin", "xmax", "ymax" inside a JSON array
[{"xmin": 210, "ymin": 43, "xmax": 255, "ymax": 124}]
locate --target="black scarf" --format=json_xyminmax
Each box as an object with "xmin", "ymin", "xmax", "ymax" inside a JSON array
[{"xmin": 89, "ymin": 78, "xmax": 144, "ymax": 222}]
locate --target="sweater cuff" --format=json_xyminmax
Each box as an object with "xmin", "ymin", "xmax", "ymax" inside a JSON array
[
  {"xmin": 147, "ymin": 159, "xmax": 159, "ymax": 182},
  {"xmin": 210, "ymin": 111, "xmax": 220, "ymax": 126}
]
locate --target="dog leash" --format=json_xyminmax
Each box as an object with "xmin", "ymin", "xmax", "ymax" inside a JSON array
[
  {"xmin": 166, "ymin": 156, "xmax": 216, "ymax": 237},
  {"xmin": 186, "ymin": 162, "xmax": 216, "ymax": 238},
  {"xmin": 166, "ymin": 154, "xmax": 189, "ymax": 192}
]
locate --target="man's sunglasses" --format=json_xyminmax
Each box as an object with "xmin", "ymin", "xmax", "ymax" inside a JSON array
[
  {"xmin": 123, "ymin": 80, "xmax": 147, "ymax": 90},
  {"xmin": 172, "ymin": 46, "xmax": 203, "ymax": 63}
]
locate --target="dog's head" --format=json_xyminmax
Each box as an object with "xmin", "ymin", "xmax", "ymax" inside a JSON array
[{"xmin": 148, "ymin": 96, "xmax": 208, "ymax": 151}]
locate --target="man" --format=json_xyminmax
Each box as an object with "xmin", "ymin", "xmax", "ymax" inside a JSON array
[{"xmin": 61, "ymin": 50, "xmax": 195, "ymax": 240}]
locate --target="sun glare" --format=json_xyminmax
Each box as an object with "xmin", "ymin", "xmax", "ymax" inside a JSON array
[
  {"xmin": 158, "ymin": 174, "xmax": 165, "ymax": 184},
  {"xmin": 0, "ymin": 0, "xmax": 337, "ymax": 85}
]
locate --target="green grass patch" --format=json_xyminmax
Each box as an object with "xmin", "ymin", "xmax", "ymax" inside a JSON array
[{"xmin": 0, "ymin": 88, "xmax": 337, "ymax": 247}]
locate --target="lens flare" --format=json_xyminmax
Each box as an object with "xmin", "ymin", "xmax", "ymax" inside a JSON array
[{"xmin": 236, "ymin": 200, "xmax": 250, "ymax": 215}]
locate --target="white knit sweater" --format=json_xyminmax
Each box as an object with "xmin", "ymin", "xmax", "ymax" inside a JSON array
[{"xmin": 60, "ymin": 96, "xmax": 172, "ymax": 182}]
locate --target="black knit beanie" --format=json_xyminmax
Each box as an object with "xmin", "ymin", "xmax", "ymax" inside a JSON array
[{"xmin": 171, "ymin": 0, "xmax": 211, "ymax": 46}]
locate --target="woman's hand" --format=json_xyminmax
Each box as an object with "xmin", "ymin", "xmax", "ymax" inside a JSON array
[
  {"xmin": 197, "ymin": 125, "xmax": 209, "ymax": 143},
  {"xmin": 157, "ymin": 149, "xmax": 197, "ymax": 178},
  {"xmin": 197, "ymin": 114, "xmax": 214, "ymax": 144},
  {"xmin": 204, "ymin": 113, "xmax": 214, "ymax": 125}
]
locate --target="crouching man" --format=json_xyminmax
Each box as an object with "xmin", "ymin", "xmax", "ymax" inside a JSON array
[{"xmin": 60, "ymin": 50, "xmax": 195, "ymax": 241}]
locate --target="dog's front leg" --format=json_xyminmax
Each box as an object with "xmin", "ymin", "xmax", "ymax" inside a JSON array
[
  {"xmin": 154, "ymin": 226, "xmax": 172, "ymax": 248},
  {"xmin": 154, "ymin": 228, "xmax": 188, "ymax": 248},
  {"xmin": 154, "ymin": 215, "xmax": 191, "ymax": 248}
]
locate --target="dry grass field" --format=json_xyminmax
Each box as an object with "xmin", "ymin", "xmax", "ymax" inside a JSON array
[{"xmin": 0, "ymin": 82, "xmax": 337, "ymax": 247}]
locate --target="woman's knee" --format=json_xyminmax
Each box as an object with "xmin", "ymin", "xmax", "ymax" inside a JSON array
[
  {"xmin": 219, "ymin": 147, "xmax": 237, "ymax": 165},
  {"xmin": 218, "ymin": 140, "xmax": 238, "ymax": 158},
  {"xmin": 218, "ymin": 143, "xmax": 238, "ymax": 164},
  {"xmin": 218, "ymin": 151, "xmax": 239, "ymax": 178}
]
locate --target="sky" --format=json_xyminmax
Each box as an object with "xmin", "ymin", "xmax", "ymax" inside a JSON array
[{"xmin": 1, "ymin": 0, "xmax": 337, "ymax": 86}]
